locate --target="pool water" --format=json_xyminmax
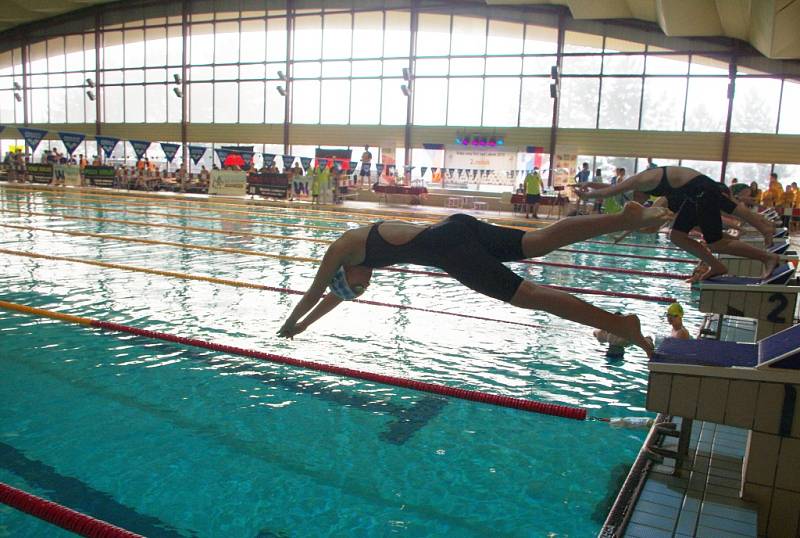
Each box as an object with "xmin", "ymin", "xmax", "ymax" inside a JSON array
[{"xmin": 0, "ymin": 187, "xmax": 700, "ymax": 537}]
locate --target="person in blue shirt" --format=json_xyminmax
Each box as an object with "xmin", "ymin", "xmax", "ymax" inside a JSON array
[{"xmin": 575, "ymin": 162, "xmax": 591, "ymax": 183}]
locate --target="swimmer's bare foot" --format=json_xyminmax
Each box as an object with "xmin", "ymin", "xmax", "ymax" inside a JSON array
[
  {"xmin": 762, "ymin": 224, "xmax": 776, "ymax": 247},
  {"xmin": 615, "ymin": 314, "xmax": 654, "ymax": 358},
  {"xmin": 761, "ymin": 253, "xmax": 780, "ymax": 280},
  {"xmin": 622, "ymin": 202, "xmax": 674, "ymax": 229},
  {"xmin": 685, "ymin": 262, "xmax": 708, "ymax": 283},
  {"xmin": 694, "ymin": 262, "xmax": 728, "ymax": 282}
]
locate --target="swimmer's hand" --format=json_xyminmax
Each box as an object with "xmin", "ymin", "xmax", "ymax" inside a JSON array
[{"xmin": 277, "ymin": 320, "xmax": 306, "ymax": 339}]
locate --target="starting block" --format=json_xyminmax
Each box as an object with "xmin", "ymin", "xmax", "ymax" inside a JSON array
[
  {"xmin": 698, "ymin": 263, "xmax": 798, "ymax": 340},
  {"xmin": 717, "ymin": 245, "xmax": 796, "ymax": 277}
]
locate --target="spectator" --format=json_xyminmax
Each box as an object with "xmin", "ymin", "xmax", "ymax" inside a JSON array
[{"xmin": 575, "ymin": 162, "xmax": 591, "ymax": 183}]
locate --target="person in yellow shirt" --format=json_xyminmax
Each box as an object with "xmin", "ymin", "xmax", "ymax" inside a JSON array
[{"xmin": 523, "ymin": 167, "xmax": 543, "ymax": 219}]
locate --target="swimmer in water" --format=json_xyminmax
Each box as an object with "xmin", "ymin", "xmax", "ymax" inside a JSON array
[
  {"xmin": 577, "ymin": 166, "xmax": 780, "ymax": 281},
  {"xmin": 278, "ymin": 202, "xmax": 674, "ymax": 357}
]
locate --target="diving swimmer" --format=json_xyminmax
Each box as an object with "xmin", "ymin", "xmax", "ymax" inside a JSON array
[{"xmin": 277, "ymin": 202, "xmax": 674, "ymax": 356}]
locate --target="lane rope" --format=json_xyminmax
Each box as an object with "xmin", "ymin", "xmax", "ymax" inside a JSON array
[
  {"xmin": 0, "ymin": 223, "xmax": 678, "ymax": 303},
  {"xmin": 558, "ymin": 247, "xmax": 694, "ymax": 264},
  {"xmin": 0, "ymin": 482, "xmax": 144, "ymax": 538},
  {"xmin": 0, "ymin": 300, "xmax": 588, "ymax": 420},
  {"xmin": 0, "ymin": 247, "xmax": 565, "ymax": 331}
]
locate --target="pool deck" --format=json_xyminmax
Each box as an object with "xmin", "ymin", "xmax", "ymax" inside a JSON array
[{"xmin": 622, "ymin": 317, "xmax": 761, "ymax": 537}]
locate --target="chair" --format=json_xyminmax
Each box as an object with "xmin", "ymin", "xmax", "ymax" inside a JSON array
[
  {"xmin": 473, "ymin": 201, "xmax": 488, "ymax": 211},
  {"xmin": 446, "ymin": 197, "xmax": 462, "ymax": 208}
]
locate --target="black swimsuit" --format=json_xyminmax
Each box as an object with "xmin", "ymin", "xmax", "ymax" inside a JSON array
[
  {"xmin": 645, "ymin": 167, "xmax": 737, "ymax": 243},
  {"xmin": 361, "ymin": 214, "xmax": 526, "ymax": 302}
]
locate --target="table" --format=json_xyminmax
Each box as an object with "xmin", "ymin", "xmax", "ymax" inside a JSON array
[{"xmin": 373, "ymin": 184, "xmax": 428, "ymax": 205}]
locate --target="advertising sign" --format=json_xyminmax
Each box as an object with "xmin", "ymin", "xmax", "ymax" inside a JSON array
[{"xmin": 208, "ymin": 170, "xmax": 247, "ymax": 196}]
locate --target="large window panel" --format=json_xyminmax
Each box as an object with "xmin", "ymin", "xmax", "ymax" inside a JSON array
[
  {"xmin": 684, "ymin": 77, "xmax": 728, "ymax": 131},
  {"xmin": 215, "ymin": 22, "xmax": 240, "ymax": 64},
  {"xmin": 564, "ymin": 31, "xmax": 602, "ymax": 53},
  {"xmin": 124, "ymin": 30, "xmax": 144, "ymax": 68},
  {"xmin": 524, "ymin": 24, "xmax": 557, "ymax": 54},
  {"xmin": 447, "ymin": 77, "xmax": 482, "ymax": 126},
  {"xmin": 292, "ymin": 80, "xmax": 320, "ymax": 123},
  {"xmin": 85, "ymin": 90, "xmax": 96, "ymax": 123},
  {"xmin": 266, "ymin": 17, "xmax": 287, "ymax": 62},
  {"xmin": 559, "ymin": 77, "xmax": 599, "ymax": 128},
  {"xmin": 49, "ymin": 88, "xmax": 67, "ymax": 123},
  {"xmin": 322, "ymin": 61, "xmax": 350, "ymax": 78},
  {"xmin": 779, "ymin": 79, "xmax": 800, "ymax": 135},
  {"xmin": 240, "ymin": 20, "xmax": 266, "ymax": 63},
  {"xmin": 241, "ymin": 63, "xmax": 266, "ymax": 80},
  {"xmin": 320, "ymin": 79, "xmax": 350, "ymax": 124},
  {"xmin": 599, "ymin": 77, "xmax": 642, "ymax": 129},
  {"xmin": 70, "ymin": 89, "xmax": 87, "ymax": 123},
  {"xmin": 65, "ymin": 35, "xmax": 83, "ymax": 72},
  {"xmin": 0, "ymin": 52, "xmax": 11, "ymax": 76},
  {"xmin": 725, "ymin": 162, "xmax": 771, "ymax": 184},
  {"xmin": 167, "ymin": 26, "xmax": 182, "ymax": 66},
  {"xmin": 214, "ymin": 82, "xmax": 238, "ymax": 122},
  {"xmin": 352, "ymin": 60, "xmax": 380, "ymax": 77},
  {"xmin": 383, "ymin": 59, "xmax": 406, "ymax": 78},
  {"xmin": 30, "ymin": 89, "xmax": 48, "ymax": 123},
  {"xmin": 690, "ymin": 55, "xmax": 728, "ymax": 75},
  {"xmin": 680, "ymin": 159, "xmax": 721, "ymax": 179},
  {"xmin": 646, "ymin": 48, "xmax": 688, "ymax": 74},
  {"xmin": 603, "ymin": 54, "xmax": 644, "ymax": 75},
  {"xmin": 562, "ymin": 55, "xmax": 601, "ymax": 75},
  {"xmin": 483, "ymin": 77, "xmax": 520, "ymax": 127},
  {"xmin": 124, "ymin": 85, "xmax": 144, "ymax": 122},
  {"xmin": 485, "ymin": 57, "xmax": 521, "ymax": 76},
  {"xmin": 145, "ymin": 28, "xmax": 167, "ymax": 66},
  {"xmin": 293, "ymin": 62, "xmax": 321, "ymax": 79},
  {"xmin": 190, "ymin": 24, "xmax": 213, "ymax": 65},
  {"xmin": 519, "ymin": 77, "xmax": 552, "ymax": 127},
  {"xmin": 167, "ymin": 85, "xmax": 181, "ymax": 123},
  {"xmin": 190, "ymin": 83, "xmax": 213, "ymax": 122},
  {"xmin": 523, "ymin": 56, "xmax": 555, "ymax": 75},
  {"xmin": 451, "ymin": 16, "xmax": 486, "ymax": 56},
  {"xmin": 417, "ymin": 13, "xmax": 450, "ymax": 57},
  {"xmin": 415, "ymin": 58, "xmax": 448, "ymax": 76},
  {"xmin": 774, "ymin": 164, "xmax": 800, "ymax": 183},
  {"xmin": 731, "ymin": 77, "xmax": 781, "ymax": 133},
  {"xmin": 48, "ymin": 38, "xmax": 66, "ymax": 73},
  {"xmin": 640, "ymin": 77, "xmax": 686, "ymax": 131},
  {"xmin": 104, "ymin": 85, "xmax": 124, "ymax": 122},
  {"xmin": 294, "ymin": 15, "xmax": 322, "ymax": 61},
  {"xmin": 450, "ymin": 58, "xmax": 484, "ymax": 76},
  {"xmin": 322, "ymin": 13, "xmax": 352, "ymax": 59},
  {"xmin": 350, "ymin": 79, "xmax": 381, "ymax": 124},
  {"xmin": 146, "ymin": 84, "xmax": 167, "ymax": 123},
  {"xmin": 84, "ymin": 34, "xmax": 96, "ymax": 71},
  {"xmin": 353, "ymin": 12, "xmax": 383, "ymax": 59},
  {"xmin": 487, "ymin": 20, "xmax": 523, "ymax": 55},
  {"xmin": 103, "ymin": 32, "xmax": 124, "ymax": 70},
  {"xmin": 413, "ymin": 77, "xmax": 447, "ymax": 126},
  {"xmin": 29, "ymin": 42, "xmax": 47, "ymax": 73},
  {"xmin": 384, "ymin": 11, "xmax": 410, "ymax": 58},
  {"xmin": 381, "ymin": 81, "xmax": 406, "ymax": 125},
  {"xmin": 239, "ymin": 81, "xmax": 265, "ymax": 123},
  {"xmin": 265, "ymin": 81, "xmax": 285, "ymax": 123}
]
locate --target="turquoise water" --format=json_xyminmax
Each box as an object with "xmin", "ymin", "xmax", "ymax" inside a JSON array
[{"xmin": 0, "ymin": 187, "xmax": 700, "ymax": 537}]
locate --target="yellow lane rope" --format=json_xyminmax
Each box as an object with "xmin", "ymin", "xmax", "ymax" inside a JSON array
[
  {"xmin": 0, "ymin": 299, "xmax": 93, "ymax": 326},
  {"xmin": 0, "ymin": 223, "xmax": 321, "ymax": 263},
  {"xmin": 0, "ymin": 208, "xmax": 336, "ymax": 243},
  {"xmin": 0, "ymin": 184, "xmax": 548, "ymax": 228}
]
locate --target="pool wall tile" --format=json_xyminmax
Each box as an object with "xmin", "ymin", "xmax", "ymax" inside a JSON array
[
  {"xmin": 669, "ymin": 375, "xmax": 700, "ymax": 417},
  {"xmin": 741, "ymin": 481, "xmax": 772, "ymax": 536},
  {"xmin": 743, "ymin": 431, "xmax": 780, "ymax": 486},
  {"xmin": 696, "ymin": 377, "xmax": 729, "ymax": 423},
  {"xmin": 647, "ymin": 372, "xmax": 672, "ymax": 413},
  {"xmin": 766, "ymin": 488, "xmax": 800, "ymax": 538},
  {"xmin": 775, "ymin": 436, "xmax": 800, "ymax": 491},
  {"xmin": 724, "ymin": 380, "xmax": 757, "ymax": 429},
  {"xmin": 753, "ymin": 382, "xmax": 784, "ymax": 435}
]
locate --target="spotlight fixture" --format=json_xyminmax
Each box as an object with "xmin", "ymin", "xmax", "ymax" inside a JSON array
[
  {"xmin": 13, "ymin": 81, "xmax": 21, "ymax": 91},
  {"xmin": 402, "ymin": 67, "xmax": 410, "ymax": 80},
  {"xmin": 550, "ymin": 65, "xmax": 558, "ymax": 79},
  {"xmin": 549, "ymin": 83, "xmax": 558, "ymax": 99},
  {"xmin": 173, "ymin": 87, "xmax": 183, "ymax": 98},
  {"xmin": 276, "ymin": 85, "xmax": 286, "ymax": 96},
  {"xmin": 86, "ymin": 90, "xmax": 95, "ymax": 101},
  {"xmin": 173, "ymin": 73, "xmax": 182, "ymax": 84},
  {"xmin": 14, "ymin": 92, "xmax": 21, "ymax": 102},
  {"xmin": 85, "ymin": 78, "xmax": 94, "ymax": 88},
  {"xmin": 400, "ymin": 84, "xmax": 410, "ymax": 97},
  {"xmin": 277, "ymin": 70, "xmax": 286, "ymax": 81},
  {"xmin": 461, "ymin": 137, "xmax": 470, "ymax": 146},
  {"xmin": 496, "ymin": 137, "xmax": 504, "ymax": 146}
]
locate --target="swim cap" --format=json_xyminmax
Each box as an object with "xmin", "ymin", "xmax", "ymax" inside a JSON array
[
  {"xmin": 666, "ymin": 302, "xmax": 684, "ymax": 317},
  {"xmin": 328, "ymin": 266, "xmax": 363, "ymax": 301}
]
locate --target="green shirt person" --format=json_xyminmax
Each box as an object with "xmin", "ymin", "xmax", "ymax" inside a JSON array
[{"xmin": 523, "ymin": 169, "xmax": 543, "ymax": 218}]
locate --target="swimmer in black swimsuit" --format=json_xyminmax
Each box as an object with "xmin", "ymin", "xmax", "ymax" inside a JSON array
[
  {"xmin": 277, "ymin": 202, "xmax": 674, "ymax": 356},
  {"xmin": 577, "ymin": 166, "xmax": 780, "ymax": 281}
]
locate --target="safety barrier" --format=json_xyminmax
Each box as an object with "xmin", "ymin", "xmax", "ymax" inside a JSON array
[{"xmin": 0, "ymin": 300, "xmax": 587, "ymax": 420}]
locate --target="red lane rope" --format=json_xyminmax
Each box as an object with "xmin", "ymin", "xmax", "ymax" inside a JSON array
[
  {"xmin": 517, "ymin": 259, "xmax": 688, "ymax": 280},
  {"xmin": 0, "ymin": 482, "xmax": 144, "ymax": 538},
  {"xmin": 385, "ymin": 268, "xmax": 677, "ymax": 303},
  {"xmin": 582, "ymin": 239, "xmax": 683, "ymax": 251},
  {"xmin": 559, "ymin": 248, "xmax": 694, "ymax": 264},
  {"xmin": 90, "ymin": 320, "xmax": 587, "ymax": 420}
]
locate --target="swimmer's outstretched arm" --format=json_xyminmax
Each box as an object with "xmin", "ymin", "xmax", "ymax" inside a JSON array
[
  {"xmin": 278, "ymin": 242, "xmax": 347, "ymax": 338},
  {"xmin": 577, "ymin": 176, "xmax": 641, "ymax": 200}
]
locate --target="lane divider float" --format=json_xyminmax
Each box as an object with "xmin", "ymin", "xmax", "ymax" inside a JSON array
[{"xmin": 0, "ymin": 300, "xmax": 588, "ymax": 420}]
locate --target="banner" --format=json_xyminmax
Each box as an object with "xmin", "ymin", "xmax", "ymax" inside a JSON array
[
  {"xmin": 54, "ymin": 164, "xmax": 82, "ymax": 186},
  {"xmin": 318, "ymin": 158, "xmax": 328, "ymax": 169},
  {"xmin": 188, "ymin": 145, "xmax": 207, "ymax": 165},
  {"xmin": 300, "ymin": 157, "xmax": 312, "ymax": 171},
  {"xmin": 420, "ymin": 166, "xmax": 427, "ymax": 177},
  {"xmin": 444, "ymin": 149, "xmax": 515, "ymax": 174},
  {"xmin": 554, "ymin": 151, "xmax": 578, "ymax": 188},
  {"xmin": 208, "ymin": 169, "xmax": 247, "ymax": 196},
  {"xmin": 214, "ymin": 147, "xmax": 231, "ymax": 165},
  {"xmin": 281, "ymin": 155, "xmax": 294, "ymax": 170},
  {"xmin": 18, "ymin": 127, "xmax": 48, "ymax": 153},
  {"xmin": 96, "ymin": 136, "xmax": 120, "ymax": 157},
  {"xmin": 161, "ymin": 143, "xmax": 180, "ymax": 163},
  {"xmin": 27, "ymin": 163, "xmax": 53, "ymax": 184},
  {"xmin": 58, "ymin": 132, "xmax": 85, "ymax": 155},
  {"xmin": 263, "ymin": 153, "xmax": 276, "ymax": 167},
  {"xmin": 238, "ymin": 148, "xmax": 255, "ymax": 165},
  {"xmin": 129, "ymin": 140, "xmax": 151, "ymax": 161},
  {"xmin": 83, "ymin": 165, "xmax": 115, "ymax": 187}
]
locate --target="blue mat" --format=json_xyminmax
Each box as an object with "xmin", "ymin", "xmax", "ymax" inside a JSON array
[
  {"xmin": 704, "ymin": 263, "xmax": 794, "ymax": 285},
  {"xmin": 653, "ymin": 338, "xmax": 757, "ymax": 367},
  {"xmin": 759, "ymin": 324, "xmax": 800, "ymax": 369},
  {"xmin": 769, "ymin": 242, "xmax": 789, "ymax": 255}
]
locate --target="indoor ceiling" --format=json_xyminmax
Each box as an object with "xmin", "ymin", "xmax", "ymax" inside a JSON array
[
  {"xmin": 1, "ymin": 0, "xmax": 798, "ymax": 59},
  {"xmin": 487, "ymin": 0, "xmax": 800, "ymax": 59}
]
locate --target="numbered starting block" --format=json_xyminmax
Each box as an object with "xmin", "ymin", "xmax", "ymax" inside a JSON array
[
  {"xmin": 698, "ymin": 264, "xmax": 798, "ymax": 340},
  {"xmin": 717, "ymin": 244, "xmax": 796, "ymax": 277}
]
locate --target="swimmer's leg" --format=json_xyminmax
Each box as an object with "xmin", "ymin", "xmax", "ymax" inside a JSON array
[
  {"xmin": 510, "ymin": 281, "xmax": 654, "ymax": 357},
  {"xmin": 705, "ymin": 236, "xmax": 780, "ymax": 280},
  {"xmin": 669, "ymin": 230, "xmax": 727, "ymax": 281},
  {"xmin": 521, "ymin": 202, "xmax": 671, "ymax": 258}
]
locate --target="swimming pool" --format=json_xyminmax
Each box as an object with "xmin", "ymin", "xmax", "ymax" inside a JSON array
[{"xmin": 0, "ymin": 186, "xmax": 700, "ymax": 537}]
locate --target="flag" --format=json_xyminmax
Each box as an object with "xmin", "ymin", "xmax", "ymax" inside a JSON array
[
  {"xmin": 160, "ymin": 142, "xmax": 180, "ymax": 163},
  {"xmin": 58, "ymin": 132, "xmax": 85, "ymax": 155}
]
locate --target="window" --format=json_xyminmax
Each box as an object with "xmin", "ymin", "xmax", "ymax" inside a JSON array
[
  {"xmin": 322, "ymin": 13, "xmax": 352, "ymax": 60},
  {"xmin": 125, "ymin": 85, "xmax": 145, "ymax": 122},
  {"xmin": 599, "ymin": 77, "xmax": 642, "ymax": 129},
  {"xmin": 383, "ymin": 11, "xmax": 410, "ymax": 58},
  {"xmin": 320, "ymin": 79, "xmax": 349, "ymax": 124},
  {"xmin": 451, "ymin": 16, "xmax": 486, "ymax": 56},
  {"xmin": 779, "ymin": 79, "xmax": 800, "ymax": 135},
  {"xmin": 240, "ymin": 20, "xmax": 266, "ymax": 63},
  {"xmin": 486, "ymin": 20, "xmax": 523, "ymax": 55},
  {"xmin": 239, "ymin": 81, "xmax": 264, "ymax": 123},
  {"xmin": 416, "ymin": 13, "xmax": 450, "ymax": 57},
  {"xmin": 413, "ymin": 77, "xmax": 447, "ymax": 125},
  {"xmin": 215, "ymin": 21, "xmax": 240, "ymax": 64},
  {"xmin": 294, "ymin": 15, "xmax": 322, "ymax": 61},
  {"xmin": 124, "ymin": 30, "xmax": 145, "ymax": 68},
  {"xmin": 725, "ymin": 162, "xmax": 771, "ymax": 184},
  {"xmin": 483, "ymin": 77, "xmax": 520, "ymax": 127},
  {"xmin": 731, "ymin": 77, "xmax": 781, "ymax": 133},
  {"xmin": 684, "ymin": 78, "xmax": 728, "ymax": 132},
  {"xmin": 559, "ymin": 77, "xmax": 599, "ymax": 128},
  {"xmin": 381, "ymin": 81, "xmax": 406, "ymax": 125},
  {"xmin": 190, "ymin": 83, "xmax": 213, "ymax": 122},
  {"xmin": 519, "ymin": 78, "xmax": 552, "ymax": 127},
  {"xmin": 214, "ymin": 82, "xmax": 238, "ymax": 122},
  {"xmin": 640, "ymin": 77, "xmax": 686, "ymax": 131},
  {"xmin": 447, "ymin": 78, "xmax": 483, "ymax": 126},
  {"xmin": 146, "ymin": 84, "xmax": 167, "ymax": 122},
  {"xmin": 680, "ymin": 159, "xmax": 721, "ymax": 179},
  {"xmin": 292, "ymin": 79, "xmax": 320, "ymax": 123},
  {"xmin": 350, "ymin": 79, "xmax": 381, "ymax": 124},
  {"xmin": 353, "ymin": 12, "xmax": 383, "ymax": 59}
]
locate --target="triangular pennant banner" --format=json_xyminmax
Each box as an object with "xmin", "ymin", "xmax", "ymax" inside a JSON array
[
  {"xmin": 130, "ymin": 140, "xmax": 151, "ymax": 161},
  {"xmin": 457, "ymin": 168, "xmax": 463, "ymax": 176},
  {"xmin": 58, "ymin": 132, "xmax": 85, "ymax": 155},
  {"xmin": 188, "ymin": 145, "xmax": 207, "ymax": 165},
  {"xmin": 160, "ymin": 142, "xmax": 180, "ymax": 163},
  {"xmin": 239, "ymin": 148, "xmax": 255, "ymax": 165},
  {"xmin": 319, "ymin": 158, "xmax": 328, "ymax": 169},
  {"xmin": 263, "ymin": 153, "xmax": 275, "ymax": 167},
  {"xmin": 420, "ymin": 166, "xmax": 427, "ymax": 177},
  {"xmin": 281, "ymin": 155, "xmax": 295, "ymax": 170},
  {"xmin": 18, "ymin": 127, "xmax": 48, "ymax": 153},
  {"xmin": 431, "ymin": 167, "xmax": 438, "ymax": 173},
  {"xmin": 96, "ymin": 136, "xmax": 120, "ymax": 157},
  {"xmin": 300, "ymin": 157, "xmax": 312, "ymax": 171},
  {"xmin": 349, "ymin": 161, "xmax": 357, "ymax": 171},
  {"xmin": 375, "ymin": 163, "xmax": 384, "ymax": 175},
  {"xmin": 214, "ymin": 147, "xmax": 231, "ymax": 164},
  {"xmin": 448, "ymin": 168, "xmax": 454, "ymax": 176}
]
